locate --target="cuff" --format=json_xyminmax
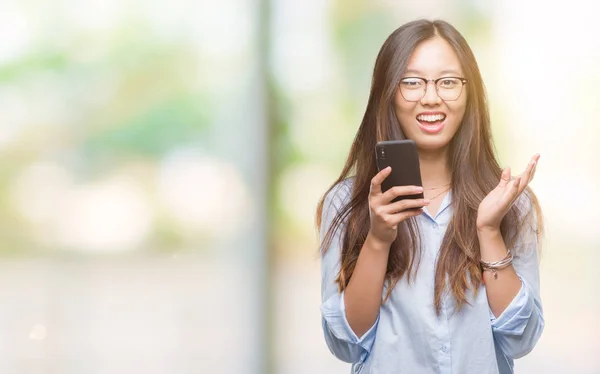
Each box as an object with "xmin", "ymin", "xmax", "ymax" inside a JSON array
[
  {"xmin": 320, "ymin": 290, "xmax": 379, "ymax": 356},
  {"xmin": 490, "ymin": 277, "xmax": 534, "ymax": 336}
]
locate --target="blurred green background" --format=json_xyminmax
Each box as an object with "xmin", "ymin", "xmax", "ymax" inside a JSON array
[{"xmin": 0, "ymin": 0, "xmax": 598, "ymax": 373}]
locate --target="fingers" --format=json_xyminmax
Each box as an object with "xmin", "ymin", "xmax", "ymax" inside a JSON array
[
  {"xmin": 512, "ymin": 176, "xmax": 522, "ymax": 193},
  {"xmin": 380, "ymin": 185, "xmax": 424, "ymax": 204},
  {"xmin": 503, "ymin": 175, "xmax": 522, "ymax": 207},
  {"xmin": 518, "ymin": 159, "xmax": 535, "ymax": 191},
  {"xmin": 530, "ymin": 160, "xmax": 538, "ymax": 183},
  {"xmin": 399, "ymin": 208, "xmax": 426, "ymax": 220},
  {"xmin": 384, "ymin": 197, "xmax": 429, "ymax": 214},
  {"xmin": 517, "ymin": 153, "xmax": 540, "ymax": 193},
  {"xmin": 370, "ymin": 188, "xmax": 427, "ymax": 226},
  {"xmin": 498, "ymin": 167, "xmax": 511, "ymax": 187},
  {"xmin": 370, "ymin": 167, "xmax": 391, "ymax": 196},
  {"xmin": 387, "ymin": 207, "xmax": 425, "ymax": 225},
  {"xmin": 500, "ymin": 153, "xmax": 540, "ymax": 193},
  {"xmin": 528, "ymin": 154, "xmax": 539, "ymax": 184}
]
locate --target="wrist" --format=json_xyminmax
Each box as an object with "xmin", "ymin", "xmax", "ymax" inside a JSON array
[
  {"xmin": 477, "ymin": 227, "xmax": 507, "ymax": 262},
  {"xmin": 365, "ymin": 232, "xmax": 392, "ymax": 252},
  {"xmin": 476, "ymin": 223, "xmax": 501, "ymax": 235},
  {"xmin": 477, "ymin": 226, "xmax": 502, "ymax": 243}
]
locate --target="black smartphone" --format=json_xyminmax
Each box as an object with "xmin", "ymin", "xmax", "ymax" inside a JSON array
[{"xmin": 375, "ymin": 140, "xmax": 424, "ymax": 203}]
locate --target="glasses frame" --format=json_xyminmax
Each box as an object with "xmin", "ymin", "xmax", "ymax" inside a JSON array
[{"xmin": 398, "ymin": 76, "xmax": 468, "ymax": 102}]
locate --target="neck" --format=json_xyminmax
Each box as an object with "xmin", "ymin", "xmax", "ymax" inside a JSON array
[{"xmin": 418, "ymin": 147, "xmax": 452, "ymax": 189}]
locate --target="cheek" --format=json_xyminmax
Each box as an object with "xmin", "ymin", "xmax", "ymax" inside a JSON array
[
  {"xmin": 393, "ymin": 94, "xmax": 417, "ymax": 125},
  {"xmin": 448, "ymin": 98, "xmax": 467, "ymax": 123}
]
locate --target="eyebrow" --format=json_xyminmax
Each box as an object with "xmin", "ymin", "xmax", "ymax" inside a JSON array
[{"xmin": 404, "ymin": 69, "xmax": 463, "ymax": 76}]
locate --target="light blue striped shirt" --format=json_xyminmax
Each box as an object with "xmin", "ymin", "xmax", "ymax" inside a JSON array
[{"xmin": 320, "ymin": 179, "xmax": 544, "ymax": 374}]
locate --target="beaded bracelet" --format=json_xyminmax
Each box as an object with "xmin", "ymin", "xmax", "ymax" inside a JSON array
[{"xmin": 480, "ymin": 250, "xmax": 513, "ymax": 280}]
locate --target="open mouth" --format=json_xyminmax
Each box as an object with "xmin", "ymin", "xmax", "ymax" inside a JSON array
[
  {"xmin": 416, "ymin": 113, "xmax": 446, "ymax": 125},
  {"xmin": 416, "ymin": 113, "xmax": 446, "ymax": 134}
]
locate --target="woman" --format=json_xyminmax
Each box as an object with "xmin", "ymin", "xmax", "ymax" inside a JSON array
[{"xmin": 316, "ymin": 19, "xmax": 544, "ymax": 374}]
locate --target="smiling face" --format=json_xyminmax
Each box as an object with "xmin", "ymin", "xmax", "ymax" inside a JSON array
[{"xmin": 393, "ymin": 36, "xmax": 468, "ymax": 153}]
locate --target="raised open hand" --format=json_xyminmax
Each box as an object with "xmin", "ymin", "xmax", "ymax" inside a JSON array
[{"xmin": 476, "ymin": 154, "xmax": 539, "ymax": 231}]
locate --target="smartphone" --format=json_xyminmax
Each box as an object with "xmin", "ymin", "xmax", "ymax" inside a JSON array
[{"xmin": 375, "ymin": 140, "xmax": 424, "ymax": 203}]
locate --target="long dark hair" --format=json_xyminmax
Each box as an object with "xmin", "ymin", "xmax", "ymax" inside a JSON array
[{"xmin": 316, "ymin": 19, "xmax": 543, "ymax": 314}]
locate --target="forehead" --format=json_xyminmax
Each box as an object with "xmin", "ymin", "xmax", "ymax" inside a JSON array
[{"xmin": 405, "ymin": 36, "xmax": 463, "ymax": 76}]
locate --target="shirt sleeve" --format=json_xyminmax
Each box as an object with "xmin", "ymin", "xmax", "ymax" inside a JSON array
[
  {"xmin": 490, "ymin": 195, "xmax": 545, "ymax": 359},
  {"xmin": 319, "ymin": 180, "xmax": 379, "ymax": 364}
]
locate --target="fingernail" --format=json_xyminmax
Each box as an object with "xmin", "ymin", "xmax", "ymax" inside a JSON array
[{"xmin": 416, "ymin": 187, "xmax": 423, "ymax": 192}]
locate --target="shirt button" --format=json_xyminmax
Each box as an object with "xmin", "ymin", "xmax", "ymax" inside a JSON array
[{"xmin": 441, "ymin": 345, "xmax": 447, "ymax": 352}]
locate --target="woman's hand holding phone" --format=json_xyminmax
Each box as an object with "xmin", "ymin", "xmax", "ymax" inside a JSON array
[{"xmin": 368, "ymin": 166, "xmax": 430, "ymax": 246}]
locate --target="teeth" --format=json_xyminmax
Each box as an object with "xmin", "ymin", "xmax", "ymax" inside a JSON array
[{"xmin": 417, "ymin": 114, "xmax": 445, "ymax": 122}]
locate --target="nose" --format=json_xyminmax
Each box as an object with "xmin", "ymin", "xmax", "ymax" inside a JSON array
[{"xmin": 420, "ymin": 80, "xmax": 441, "ymax": 106}]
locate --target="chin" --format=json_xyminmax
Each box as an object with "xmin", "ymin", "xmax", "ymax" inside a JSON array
[{"xmin": 412, "ymin": 136, "xmax": 453, "ymax": 153}]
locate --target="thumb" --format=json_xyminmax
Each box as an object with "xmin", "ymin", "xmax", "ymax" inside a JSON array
[{"xmin": 498, "ymin": 167, "xmax": 511, "ymax": 187}]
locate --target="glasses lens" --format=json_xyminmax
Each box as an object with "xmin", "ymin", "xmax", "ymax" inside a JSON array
[
  {"xmin": 399, "ymin": 78, "xmax": 424, "ymax": 101},
  {"xmin": 436, "ymin": 78, "xmax": 463, "ymax": 101}
]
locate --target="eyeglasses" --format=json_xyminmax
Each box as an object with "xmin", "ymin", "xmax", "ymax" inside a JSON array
[{"xmin": 398, "ymin": 77, "xmax": 468, "ymax": 102}]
